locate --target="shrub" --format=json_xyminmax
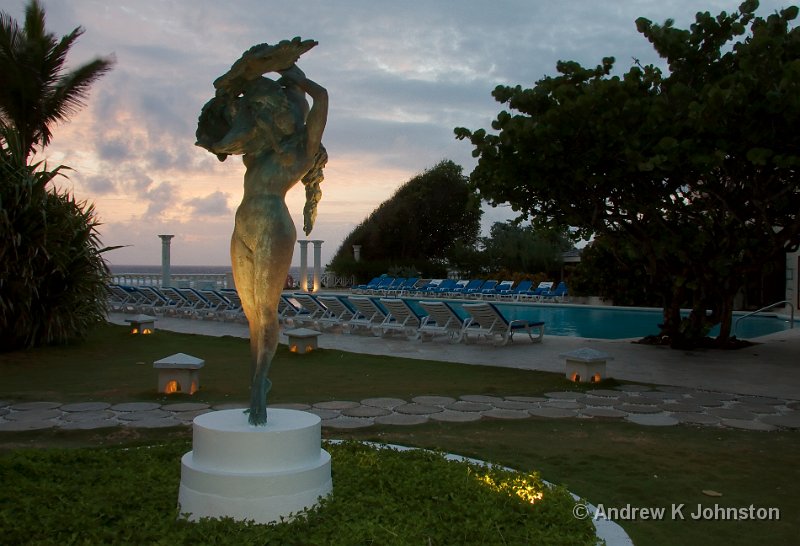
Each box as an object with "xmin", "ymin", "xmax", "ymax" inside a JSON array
[{"xmin": 0, "ymin": 148, "xmax": 113, "ymax": 350}]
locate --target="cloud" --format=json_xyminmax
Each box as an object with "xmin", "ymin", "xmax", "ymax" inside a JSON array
[
  {"xmin": 185, "ymin": 191, "xmax": 231, "ymax": 217},
  {"xmin": 83, "ymin": 175, "xmax": 118, "ymax": 195}
]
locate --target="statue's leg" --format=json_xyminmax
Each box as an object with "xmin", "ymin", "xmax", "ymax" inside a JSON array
[{"xmin": 231, "ymin": 234, "xmax": 272, "ymax": 425}]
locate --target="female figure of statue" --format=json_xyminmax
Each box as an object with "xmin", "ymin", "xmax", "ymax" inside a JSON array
[{"xmin": 196, "ymin": 38, "xmax": 328, "ymax": 425}]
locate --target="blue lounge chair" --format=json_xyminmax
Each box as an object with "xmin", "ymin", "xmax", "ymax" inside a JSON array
[
  {"xmin": 449, "ymin": 279, "xmax": 483, "ymax": 298},
  {"xmin": 518, "ymin": 281, "xmax": 553, "ymax": 301},
  {"xmin": 469, "ymin": 280, "xmax": 497, "ymax": 299},
  {"xmin": 352, "ymin": 276, "xmax": 382, "ymax": 294},
  {"xmin": 540, "ymin": 282, "xmax": 568, "ymax": 302},
  {"xmin": 462, "ymin": 302, "xmax": 545, "ymax": 346},
  {"xmin": 498, "ymin": 280, "xmax": 534, "ymax": 301},
  {"xmin": 481, "ymin": 280, "xmax": 514, "ymax": 299}
]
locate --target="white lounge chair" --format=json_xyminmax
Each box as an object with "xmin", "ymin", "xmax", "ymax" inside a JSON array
[
  {"xmin": 379, "ymin": 298, "xmax": 424, "ymax": 338},
  {"xmin": 291, "ymin": 293, "xmax": 333, "ymax": 329},
  {"xmin": 315, "ymin": 295, "xmax": 356, "ymax": 330},
  {"xmin": 345, "ymin": 296, "xmax": 388, "ymax": 335},
  {"xmin": 418, "ymin": 301, "xmax": 470, "ymax": 343},
  {"xmin": 461, "ymin": 302, "xmax": 545, "ymax": 346}
]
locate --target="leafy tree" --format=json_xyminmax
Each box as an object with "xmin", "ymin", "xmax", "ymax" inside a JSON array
[
  {"xmin": 456, "ymin": 1, "xmax": 800, "ymax": 348},
  {"xmin": 480, "ymin": 221, "xmax": 571, "ymax": 276},
  {"xmin": 0, "ymin": 0, "xmax": 114, "ymax": 160},
  {"xmin": 0, "ymin": 2, "xmax": 114, "ymax": 350},
  {"xmin": 330, "ymin": 160, "xmax": 481, "ymax": 280}
]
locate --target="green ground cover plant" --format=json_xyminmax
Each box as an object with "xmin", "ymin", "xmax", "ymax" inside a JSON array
[{"xmin": 0, "ymin": 440, "xmax": 595, "ymax": 546}]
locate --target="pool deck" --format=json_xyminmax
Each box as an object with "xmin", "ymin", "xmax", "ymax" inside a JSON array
[{"xmin": 107, "ymin": 311, "xmax": 800, "ymax": 401}]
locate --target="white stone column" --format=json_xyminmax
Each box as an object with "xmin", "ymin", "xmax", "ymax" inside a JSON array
[
  {"xmin": 312, "ymin": 240, "xmax": 324, "ymax": 292},
  {"xmin": 298, "ymin": 240, "xmax": 310, "ymax": 292},
  {"xmin": 158, "ymin": 235, "xmax": 174, "ymax": 287},
  {"xmin": 352, "ymin": 245, "xmax": 362, "ymax": 262}
]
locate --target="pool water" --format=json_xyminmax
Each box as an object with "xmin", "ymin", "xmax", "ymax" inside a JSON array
[{"xmin": 402, "ymin": 299, "xmax": 794, "ymax": 340}]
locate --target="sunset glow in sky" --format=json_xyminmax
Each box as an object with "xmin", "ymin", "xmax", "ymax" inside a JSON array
[{"xmin": 6, "ymin": 0, "xmax": 791, "ymax": 267}]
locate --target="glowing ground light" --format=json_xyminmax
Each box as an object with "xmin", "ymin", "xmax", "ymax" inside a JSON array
[{"xmin": 476, "ymin": 472, "xmax": 545, "ymax": 504}]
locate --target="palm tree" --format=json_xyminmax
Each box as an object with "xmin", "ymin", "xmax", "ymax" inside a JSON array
[{"xmin": 0, "ymin": 0, "xmax": 114, "ymax": 161}]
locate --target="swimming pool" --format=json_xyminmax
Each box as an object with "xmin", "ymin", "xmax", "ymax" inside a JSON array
[{"xmin": 400, "ymin": 299, "xmax": 795, "ymax": 340}]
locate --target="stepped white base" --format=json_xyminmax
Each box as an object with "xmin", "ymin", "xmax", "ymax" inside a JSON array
[{"xmin": 178, "ymin": 408, "xmax": 332, "ymax": 524}]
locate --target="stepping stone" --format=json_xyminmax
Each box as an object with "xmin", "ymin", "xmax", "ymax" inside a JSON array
[
  {"xmin": 460, "ymin": 395, "xmax": 504, "ymax": 403},
  {"xmin": 505, "ymin": 396, "xmax": 548, "ymax": 403},
  {"xmin": 394, "ymin": 403, "xmax": 443, "ymax": 415},
  {"xmin": 685, "ymin": 396, "xmax": 725, "ymax": 407},
  {"xmin": 63, "ymin": 410, "xmax": 115, "ymax": 422},
  {"xmin": 760, "ymin": 413, "xmax": 800, "ymax": 429},
  {"xmin": 111, "ymin": 402, "xmax": 161, "ymax": 412},
  {"xmin": 544, "ymin": 391, "xmax": 585, "ymax": 400},
  {"xmin": 529, "ymin": 407, "xmax": 578, "ymax": 419},
  {"xmin": 617, "ymin": 396, "xmax": 661, "ymax": 406},
  {"xmin": 445, "ymin": 401, "xmax": 492, "ymax": 412},
  {"xmin": 491, "ymin": 400, "xmax": 539, "ymax": 411},
  {"xmin": 660, "ymin": 402, "xmax": 705, "ymax": 413},
  {"xmin": 545, "ymin": 400, "xmax": 584, "ymax": 410},
  {"xmin": 655, "ymin": 385, "xmax": 695, "ymax": 394},
  {"xmin": 737, "ymin": 395, "xmax": 784, "ymax": 406},
  {"xmin": 324, "ymin": 416, "xmax": 374, "ymax": 429},
  {"xmin": 708, "ymin": 408, "xmax": 757, "ymax": 420},
  {"xmin": 342, "ymin": 406, "xmax": 391, "ymax": 418},
  {"xmin": 626, "ymin": 413, "xmax": 678, "ymax": 426},
  {"xmin": 581, "ymin": 407, "xmax": 627, "ymax": 419},
  {"xmin": 482, "ymin": 409, "xmax": 530, "ymax": 420},
  {"xmin": 161, "ymin": 402, "xmax": 211, "ymax": 412},
  {"xmin": 308, "ymin": 408, "xmax": 339, "ymax": 420},
  {"xmin": 5, "ymin": 409, "xmax": 61, "ymax": 421},
  {"xmin": 616, "ymin": 404, "xmax": 663, "ymax": 414},
  {"xmin": 61, "ymin": 402, "xmax": 111, "ymax": 412},
  {"xmin": 615, "ymin": 384, "xmax": 652, "ymax": 392},
  {"xmin": 721, "ymin": 419, "xmax": 776, "ymax": 432},
  {"xmin": 585, "ymin": 389, "xmax": 623, "ymax": 398},
  {"xmin": 374, "ymin": 413, "xmax": 429, "ymax": 426},
  {"xmin": 695, "ymin": 391, "xmax": 738, "ymax": 401},
  {"xmin": 582, "ymin": 396, "xmax": 618, "ymax": 407},
  {"xmin": 430, "ymin": 410, "xmax": 483, "ymax": 423},
  {"xmin": 116, "ymin": 409, "xmax": 171, "ymax": 421},
  {"xmin": 9, "ymin": 401, "xmax": 61, "ymax": 411},
  {"xmin": 672, "ymin": 412, "xmax": 721, "ymax": 425},
  {"xmin": 59, "ymin": 419, "xmax": 119, "ymax": 430},
  {"xmin": 412, "ymin": 396, "xmax": 456, "ymax": 406},
  {"xmin": 124, "ymin": 417, "xmax": 183, "ymax": 428},
  {"xmin": 636, "ymin": 391, "xmax": 676, "ymax": 400},
  {"xmin": 313, "ymin": 400, "xmax": 360, "ymax": 410},
  {"xmin": 734, "ymin": 404, "xmax": 780, "ymax": 414},
  {"xmin": 0, "ymin": 420, "xmax": 56, "ymax": 431},
  {"xmin": 361, "ymin": 397, "xmax": 408, "ymax": 409}
]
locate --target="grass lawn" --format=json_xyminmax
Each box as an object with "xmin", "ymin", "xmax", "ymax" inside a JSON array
[{"xmin": 1, "ymin": 323, "xmax": 799, "ymax": 546}]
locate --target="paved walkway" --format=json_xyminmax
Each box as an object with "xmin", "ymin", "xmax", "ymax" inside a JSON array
[
  {"xmin": 2, "ymin": 385, "xmax": 799, "ymax": 432},
  {"xmin": 1, "ymin": 311, "xmax": 798, "ymax": 432}
]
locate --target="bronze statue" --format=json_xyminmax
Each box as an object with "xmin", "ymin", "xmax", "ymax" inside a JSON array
[{"xmin": 196, "ymin": 38, "xmax": 328, "ymax": 425}]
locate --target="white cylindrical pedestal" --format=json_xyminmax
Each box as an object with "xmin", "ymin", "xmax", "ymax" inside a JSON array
[{"xmin": 178, "ymin": 409, "xmax": 332, "ymax": 524}]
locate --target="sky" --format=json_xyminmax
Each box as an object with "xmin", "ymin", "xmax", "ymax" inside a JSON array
[{"xmin": 5, "ymin": 0, "xmax": 794, "ymax": 268}]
